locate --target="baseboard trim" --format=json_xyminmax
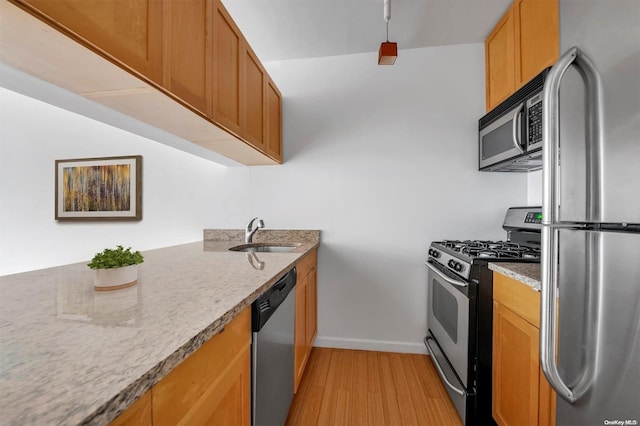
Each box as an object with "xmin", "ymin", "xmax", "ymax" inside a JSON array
[{"xmin": 313, "ymin": 336, "xmax": 428, "ymax": 355}]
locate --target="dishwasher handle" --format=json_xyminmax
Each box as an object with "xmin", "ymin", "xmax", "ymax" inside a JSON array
[{"xmin": 252, "ymin": 268, "xmax": 297, "ymax": 332}]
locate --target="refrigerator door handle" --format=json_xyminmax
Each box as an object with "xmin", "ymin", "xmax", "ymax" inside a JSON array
[
  {"xmin": 542, "ymin": 46, "xmax": 604, "ymax": 225},
  {"xmin": 541, "ymin": 46, "xmax": 605, "ymax": 404}
]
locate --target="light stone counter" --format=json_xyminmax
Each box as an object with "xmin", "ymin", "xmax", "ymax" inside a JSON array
[
  {"xmin": 0, "ymin": 230, "xmax": 319, "ymax": 425},
  {"xmin": 488, "ymin": 262, "xmax": 541, "ymax": 291}
]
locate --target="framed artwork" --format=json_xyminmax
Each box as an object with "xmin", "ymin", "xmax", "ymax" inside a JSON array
[{"xmin": 55, "ymin": 156, "xmax": 142, "ymax": 221}]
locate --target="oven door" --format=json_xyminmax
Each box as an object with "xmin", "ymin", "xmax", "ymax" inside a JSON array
[{"xmin": 425, "ymin": 260, "xmax": 470, "ymax": 387}]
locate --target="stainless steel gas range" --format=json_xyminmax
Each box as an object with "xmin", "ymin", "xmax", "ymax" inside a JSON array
[{"xmin": 424, "ymin": 207, "xmax": 542, "ymax": 425}]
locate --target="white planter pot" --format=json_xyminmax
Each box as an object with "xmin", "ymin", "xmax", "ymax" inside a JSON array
[{"xmin": 93, "ymin": 264, "xmax": 138, "ymax": 291}]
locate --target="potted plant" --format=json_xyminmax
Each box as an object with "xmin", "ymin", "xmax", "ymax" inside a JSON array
[{"xmin": 88, "ymin": 245, "xmax": 144, "ymax": 291}]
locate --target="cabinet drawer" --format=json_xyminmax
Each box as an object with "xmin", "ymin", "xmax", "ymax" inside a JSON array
[
  {"xmin": 493, "ymin": 272, "xmax": 540, "ymax": 327},
  {"xmin": 296, "ymin": 248, "xmax": 317, "ymax": 279},
  {"xmin": 152, "ymin": 308, "xmax": 250, "ymax": 424}
]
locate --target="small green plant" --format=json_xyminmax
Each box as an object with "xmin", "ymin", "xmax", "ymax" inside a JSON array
[{"xmin": 87, "ymin": 245, "xmax": 144, "ymax": 270}]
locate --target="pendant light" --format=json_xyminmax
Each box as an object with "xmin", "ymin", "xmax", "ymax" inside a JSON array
[{"xmin": 378, "ymin": 0, "xmax": 397, "ymax": 65}]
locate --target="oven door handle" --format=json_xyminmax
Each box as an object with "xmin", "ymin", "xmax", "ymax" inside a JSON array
[
  {"xmin": 424, "ymin": 336, "xmax": 466, "ymax": 397},
  {"xmin": 424, "ymin": 261, "xmax": 468, "ymax": 288}
]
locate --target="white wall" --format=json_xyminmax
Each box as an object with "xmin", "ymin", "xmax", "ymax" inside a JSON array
[
  {"xmin": 528, "ymin": 170, "xmax": 543, "ymax": 205},
  {"xmin": 0, "ymin": 87, "xmax": 245, "ymax": 275},
  {"xmin": 251, "ymin": 44, "xmax": 528, "ymax": 353},
  {"xmin": 0, "ymin": 42, "xmax": 529, "ymax": 353}
]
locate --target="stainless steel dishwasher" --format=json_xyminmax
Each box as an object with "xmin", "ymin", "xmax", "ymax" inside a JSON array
[{"xmin": 251, "ymin": 268, "xmax": 296, "ymax": 426}]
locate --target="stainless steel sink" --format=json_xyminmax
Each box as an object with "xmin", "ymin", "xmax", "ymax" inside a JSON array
[{"xmin": 229, "ymin": 243, "xmax": 299, "ymax": 253}]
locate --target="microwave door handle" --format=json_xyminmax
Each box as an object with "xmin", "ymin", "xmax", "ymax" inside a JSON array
[{"xmin": 512, "ymin": 102, "xmax": 525, "ymax": 153}]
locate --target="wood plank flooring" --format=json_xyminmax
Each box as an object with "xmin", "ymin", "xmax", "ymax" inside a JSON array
[{"xmin": 286, "ymin": 348, "xmax": 463, "ymax": 426}]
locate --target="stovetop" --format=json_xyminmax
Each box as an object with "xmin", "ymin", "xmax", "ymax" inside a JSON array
[
  {"xmin": 427, "ymin": 207, "xmax": 543, "ymax": 280},
  {"xmin": 427, "ymin": 239, "xmax": 541, "ymax": 281},
  {"xmin": 434, "ymin": 239, "xmax": 541, "ymax": 260}
]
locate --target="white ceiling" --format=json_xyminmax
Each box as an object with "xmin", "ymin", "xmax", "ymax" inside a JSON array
[{"xmin": 222, "ymin": 0, "xmax": 512, "ymax": 62}]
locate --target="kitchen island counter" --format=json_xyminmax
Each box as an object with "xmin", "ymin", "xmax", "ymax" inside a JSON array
[
  {"xmin": 0, "ymin": 231, "xmax": 319, "ymax": 425},
  {"xmin": 488, "ymin": 262, "xmax": 541, "ymax": 291}
]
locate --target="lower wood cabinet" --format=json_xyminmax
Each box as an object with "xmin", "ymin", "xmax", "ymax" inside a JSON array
[
  {"xmin": 294, "ymin": 248, "xmax": 318, "ymax": 392},
  {"xmin": 109, "ymin": 390, "xmax": 152, "ymax": 426},
  {"xmin": 109, "ymin": 307, "xmax": 251, "ymax": 426},
  {"xmin": 492, "ymin": 273, "xmax": 555, "ymax": 426},
  {"xmin": 153, "ymin": 307, "xmax": 251, "ymax": 425}
]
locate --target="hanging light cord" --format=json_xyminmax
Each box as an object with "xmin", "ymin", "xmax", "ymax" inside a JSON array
[{"xmin": 384, "ymin": 0, "xmax": 391, "ymax": 41}]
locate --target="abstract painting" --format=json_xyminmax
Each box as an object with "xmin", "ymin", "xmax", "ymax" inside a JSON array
[{"xmin": 55, "ymin": 156, "xmax": 142, "ymax": 220}]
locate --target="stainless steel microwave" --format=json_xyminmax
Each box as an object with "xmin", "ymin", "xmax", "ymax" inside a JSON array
[{"xmin": 479, "ymin": 67, "xmax": 550, "ymax": 172}]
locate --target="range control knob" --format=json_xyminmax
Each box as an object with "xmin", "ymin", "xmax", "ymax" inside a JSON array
[
  {"xmin": 454, "ymin": 263, "xmax": 463, "ymax": 272},
  {"xmin": 432, "ymin": 250, "xmax": 440, "ymax": 258},
  {"xmin": 448, "ymin": 260, "xmax": 455, "ymax": 268}
]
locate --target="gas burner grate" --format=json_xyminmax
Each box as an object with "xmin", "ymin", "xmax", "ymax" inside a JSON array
[{"xmin": 435, "ymin": 239, "xmax": 540, "ymax": 260}]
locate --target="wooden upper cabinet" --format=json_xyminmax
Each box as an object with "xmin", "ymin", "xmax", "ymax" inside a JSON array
[
  {"xmin": 514, "ymin": 0, "xmax": 559, "ymax": 88},
  {"xmin": 162, "ymin": 0, "xmax": 212, "ymax": 114},
  {"xmin": 266, "ymin": 78, "xmax": 283, "ymax": 161},
  {"xmin": 211, "ymin": 0, "xmax": 242, "ymax": 135},
  {"xmin": 9, "ymin": 0, "xmax": 283, "ymax": 165},
  {"xmin": 16, "ymin": 0, "xmax": 163, "ymax": 83},
  {"xmin": 242, "ymin": 44, "xmax": 266, "ymax": 151},
  {"xmin": 485, "ymin": 0, "xmax": 558, "ymax": 111},
  {"xmin": 485, "ymin": 4, "xmax": 516, "ymax": 111}
]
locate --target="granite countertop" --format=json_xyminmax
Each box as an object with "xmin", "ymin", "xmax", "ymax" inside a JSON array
[
  {"xmin": 0, "ymin": 230, "xmax": 319, "ymax": 425},
  {"xmin": 488, "ymin": 262, "xmax": 541, "ymax": 291}
]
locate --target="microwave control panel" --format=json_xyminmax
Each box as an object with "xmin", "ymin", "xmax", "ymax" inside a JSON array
[{"xmin": 527, "ymin": 93, "xmax": 543, "ymax": 146}]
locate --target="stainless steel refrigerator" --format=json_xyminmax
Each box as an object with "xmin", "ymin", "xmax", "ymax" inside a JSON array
[{"xmin": 540, "ymin": 1, "xmax": 640, "ymax": 425}]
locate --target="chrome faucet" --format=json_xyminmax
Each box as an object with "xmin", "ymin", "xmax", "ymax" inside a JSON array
[{"xmin": 245, "ymin": 217, "xmax": 264, "ymax": 243}]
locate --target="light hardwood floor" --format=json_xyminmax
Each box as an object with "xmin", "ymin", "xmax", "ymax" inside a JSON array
[{"xmin": 286, "ymin": 348, "xmax": 463, "ymax": 426}]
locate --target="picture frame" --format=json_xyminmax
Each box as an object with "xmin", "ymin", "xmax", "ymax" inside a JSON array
[{"xmin": 55, "ymin": 156, "xmax": 142, "ymax": 221}]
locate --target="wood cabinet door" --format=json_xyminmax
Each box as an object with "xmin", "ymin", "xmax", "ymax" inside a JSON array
[
  {"xmin": 241, "ymin": 43, "xmax": 266, "ymax": 151},
  {"xmin": 265, "ymin": 78, "xmax": 283, "ymax": 161},
  {"xmin": 307, "ymin": 267, "xmax": 317, "ymax": 348},
  {"xmin": 211, "ymin": 0, "xmax": 242, "ymax": 134},
  {"xmin": 493, "ymin": 301, "xmax": 540, "ymax": 426},
  {"xmin": 514, "ymin": 0, "xmax": 559, "ymax": 89},
  {"xmin": 162, "ymin": 0, "xmax": 212, "ymax": 114},
  {"xmin": 17, "ymin": 0, "xmax": 163, "ymax": 83},
  {"xmin": 199, "ymin": 347, "xmax": 251, "ymax": 426},
  {"xmin": 485, "ymin": 4, "xmax": 515, "ymax": 111},
  {"xmin": 538, "ymin": 366, "xmax": 557, "ymax": 426},
  {"xmin": 152, "ymin": 308, "xmax": 250, "ymax": 425},
  {"xmin": 109, "ymin": 391, "xmax": 152, "ymax": 426},
  {"xmin": 294, "ymin": 274, "xmax": 308, "ymax": 392}
]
